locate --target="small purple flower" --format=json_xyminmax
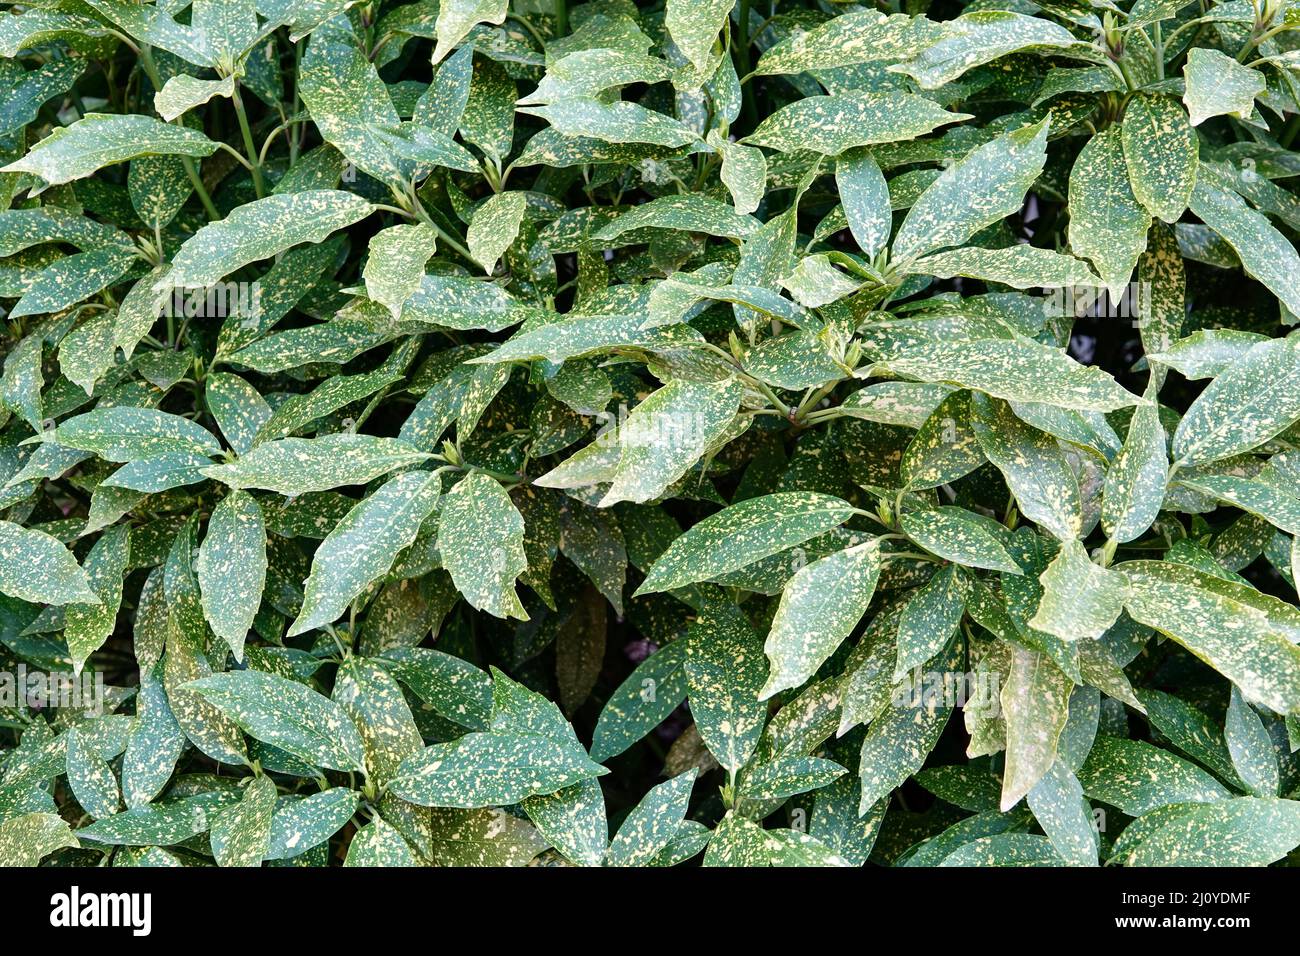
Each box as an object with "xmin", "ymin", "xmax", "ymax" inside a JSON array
[{"xmin": 623, "ymin": 639, "xmax": 657, "ymax": 664}]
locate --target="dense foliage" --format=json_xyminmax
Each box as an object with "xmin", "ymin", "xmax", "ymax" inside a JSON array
[{"xmin": 3, "ymin": 0, "xmax": 1300, "ymax": 869}]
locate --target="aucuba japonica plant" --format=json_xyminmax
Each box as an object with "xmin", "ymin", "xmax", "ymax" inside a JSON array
[{"xmin": 3, "ymin": 0, "xmax": 1300, "ymax": 870}]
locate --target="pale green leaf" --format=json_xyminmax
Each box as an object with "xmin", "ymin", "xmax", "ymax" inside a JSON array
[
  {"xmin": 196, "ymin": 491, "xmax": 266, "ymax": 662},
  {"xmin": 290, "ymin": 471, "xmax": 441, "ymax": 635},
  {"xmin": 437, "ymin": 471, "xmax": 528, "ymax": 620},
  {"xmin": 1183, "ymin": 48, "xmax": 1264, "ymax": 126},
  {"xmin": 760, "ymin": 540, "xmax": 881, "ymax": 699}
]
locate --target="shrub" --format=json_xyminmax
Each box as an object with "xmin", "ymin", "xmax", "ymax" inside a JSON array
[{"xmin": 1, "ymin": 0, "xmax": 1300, "ymax": 869}]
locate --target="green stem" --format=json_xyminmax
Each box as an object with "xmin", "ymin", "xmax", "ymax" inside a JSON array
[
  {"xmin": 403, "ymin": 188, "xmax": 477, "ymax": 263},
  {"xmin": 1281, "ymin": 113, "xmax": 1300, "ymax": 148},
  {"xmin": 182, "ymin": 157, "xmax": 221, "ymax": 221},
  {"xmin": 1237, "ymin": 22, "xmax": 1293, "ymax": 62},
  {"xmin": 139, "ymin": 44, "xmax": 220, "ymax": 221},
  {"xmin": 231, "ymin": 81, "xmax": 266, "ymax": 199},
  {"xmin": 735, "ymin": 0, "xmax": 757, "ymax": 128},
  {"xmin": 291, "ymin": 40, "xmax": 304, "ymax": 164},
  {"xmin": 1152, "ymin": 22, "xmax": 1165, "ymax": 80},
  {"xmin": 883, "ymin": 551, "xmax": 941, "ymax": 564},
  {"xmin": 1115, "ymin": 54, "xmax": 1139, "ymax": 92},
  {"xmin": 554, "ymin": 0, "xmax": 568, "ymax": 36}
]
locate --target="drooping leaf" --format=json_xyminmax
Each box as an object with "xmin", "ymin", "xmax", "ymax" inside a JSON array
[
  {"xmin": 186, "ymin": 670, "xmax": 367, "ymax": 772},
  {"xmin": 1, "ymin": 114, "xmax": 217, "ymax": 187},
  {"xmin": 291, "ymin": 471, "xmax": 441, "ymax": 635},
  {"xmin": 684, "ymin": 602, "xmax": 768, "ymax": 774},
  {"xmin": 760, "ymin": 540, "xmax": 881, "ymax": 700},
  {"xmin": 638, "ymin": 492, "xmax": 856, "ymax": 594},
  {"xmin": 1183, "ymin": 48, "xmax": 1264, "ymax": 127},
  {"xmin": 1121, "ymin": 94, "xmax": 1198, "ymax": 224},
  {"xmin": 166, "ymin": 191, "xmax": 373, "ymax": 291},
  {"xmin": 196, "ymin": 491, "xmax": 267, "ymax": 662}
]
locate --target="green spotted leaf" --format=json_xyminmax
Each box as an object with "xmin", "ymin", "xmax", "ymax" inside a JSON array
[
  {"xmin": 684, "ymin": 602, "xmax": 768, "ymax": 774},
  {"xmin": 605, "ymin": 769, "xmax": 697, "ymax": 866},
  {"xmin": 665, "ymin": 0, "xmax": 732, "ymax": 76},
  {"xmin": 344, "ymin": 818, "xmax": 417, "ymax": 866},
  {"xmin": 523, "ymin": 779, "xmax": 608, "ymax": 866},
  {"xmin": 166, "ymin": 191, "xmax": 373, "ymax": 291},
  {"xmin": 1102, "ymin": 402, "xmax": 1168, "ymax": 544},
  {"xmin": 382, "ymin": 647, "xmax": 493, "ymax": 732},
  {"xmin": 1122, "ymin": 94, "xmax": 1198, "ymax": 224},
  {"xmin": 518, "ymin": 98, "xmax": 700, "ymax": 148},
  {"xmin": 1186, "ymin": 181, "xmax": 1300, "ymax": 319},
  {"xmin": 836, "ymin": 148, "xmax": 891, "ymax": 260},
  {"xmin": 890, "ymin": 12, "xmax": 1081, "ymax": 89},
  {"xmin": 1171, "ymin": 336, "xmax": 1300, "ymax": 467},
  {"xmin": 593, "ymin": 195, "xmax": 758, "ymax": 244},
  {"xmin": 894, "ymin": 564, "xmax": 968, "ymax": 680},
  {"xmin": 0, "ymin": 813, "xmax": 78, "ymax": 866},
  {"xmin": 637, "ymin": 492, "xmax": 856, "ymax": 594},
  {"xmin": 437, "ymin": 471, "xmax": 528, "ymax": 620},
  {"xmin": 1183, "ymin": 48, "xmax": 1264, "ymax": 127},
  {"xmin": 467, "ymin": 191, "xmax": 527, "ymax": 274},
  {"xmin": 708, "ymin": 130, "xmax": 767, "ymax": 217},
  {"xmin": 66, "ymin": 727, "xmax": 121, "ymax": 820},
  {"xmin": 264, "ymin": 787, "xmax": 359, "ymax": 861},
  {"xmin": 1078, "ymin": 736, "xmax": 1232, "ymax": 815},
  {"xmin": 122, "ymin": 669, "xmax": 185, "ymax": 809},
  {"xmin": 0, "ymin": 520, "xmax": 99, "ymax": 606},
  {"xmin": 202, "ymin": 435, "xmax": 431, "ymax": 494},
  {"xmin": 1118, "ymin": 798, "xmax": 1300, "ymax": 867},
  {"xmin": 51, "ymin": 407, "xmax": 221, "ymax": 463},
  {"xmin": 1120, "ymin": 561, "xmax": 1300, "ymax": 714},
  {"xmin": 899, "ymin": 508, "xmax": 1022, "ymax": 573},
  {"xmin": 389, "ymin": 731, "xmax": 606, "ymax": 809},
  {"xmin": 9, "ymin": 245, "xmax": 139, "ymax": 319},
  {"xmin": 893, "ymin": 117, "xmax": 1050, "ymax": 263},
  {"xmin": 290, "ymin": 471, "xmax": 441, "ymax": 635},
  {"xmin": 857, "ymin": 638, "xmax": 959, "ymax": 813},
  {"xmin": 196, "ymin": 491, "xmax": 267, "ymax": 662},
  {"xmin": 432, "ymin": 0, "xmax": 508, "ymax": 64},
  {"xmin": 760, "ymin": 540, "xmax": 881, "ymax": 700},
  {"xmin": 364, "ymin": 223, "xmax": 438, "ymax": 320},
  {"xmin": 999, "ymin": 646, "xmax": 1074, "ymax": 810},
  {"xmin": 905, "ymin": 245, "xmax": 1099, "ymax": 290},
  {"xmin": 209, "ymin": 774, "xmax": 277, "ymax": 867},
  {"xmin": 592, "ymin": 378, "xmax": 743, "ymax": 507},
  {"xmin": 1068, "ymin": 127, "xmax": 1151, "ymax": 300},
  {"xmin": 753, "ymin": 12, "xmax": 945, "ymax": 76},
  {"xmin": 186, "ymin": 670, "xmax": 367, "ymax": 772},
  {"xmin": 971, "ymin": 394, "xmax": 1082, "ymax": 542},
  {"xmin": 590, "ymin": 640, "xmax": 689, "ymax": 763},
  {"xmin": 743, "ymin": 93, "xmax": 969, "ymax": 156},
  {"xmin": 65, "ymin": 525, "xmax": 130, "ymax": 674},
  {"xmin": 333, "ymin": 658, "xmax": 424, "ymax": 787},
  {"xmin": 1029, "ymin": 539, "xmax": 1127, "ymax": 642},
  {"xmin": 1225, "ymin": 686, "xmax": 1279, "ymax": 797},
  {"xmin": 1175, "ymin": 474, "xmax": 1300, "ymax": 535},
  {"xmin": 1, "ymin": 114, "xmax": 217, "ymax": 187},
  {"xmin": 424, "ymin": 806, "xmax": 550, "ymax": 866},
  {"xmin": 1026, "ymin": 762, "xmax": 1098, "ymax": 867},
  {"xmin": 154, "ymin": 74, "xmax": 236, "ymax": 121}
]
